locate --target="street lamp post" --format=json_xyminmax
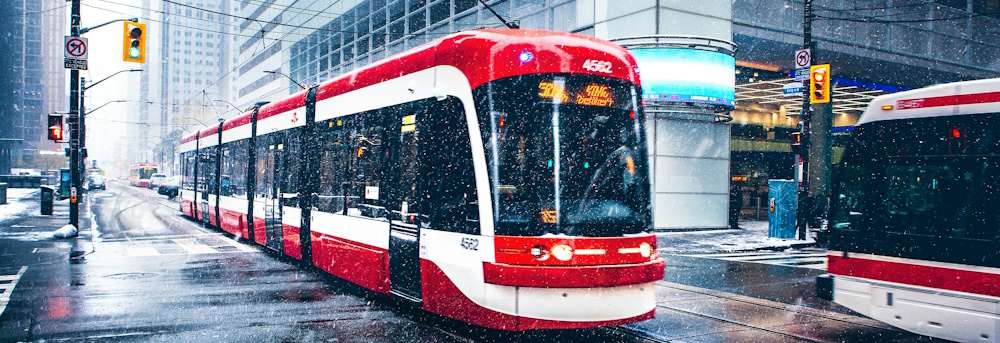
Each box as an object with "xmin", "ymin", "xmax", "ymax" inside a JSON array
[
  {"xmin": 264, "ymin": 70, "xmax": 307, "ymax": 90},
  {"xmin": 66, "ymin": 8, "xmax": 141, "ymax": 231},
  {"xmin": 212, "ymin": 99, "xmax": 244, "ymax": 114}
]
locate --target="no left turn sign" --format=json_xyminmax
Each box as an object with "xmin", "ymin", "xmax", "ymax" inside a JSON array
[
  {"xmin": 64, "ymin": 36, "xmax": 88, "ymax": 59},
  {"xmin": 794, "ymin": 49, "xmax": 810, "ymax": 68}
]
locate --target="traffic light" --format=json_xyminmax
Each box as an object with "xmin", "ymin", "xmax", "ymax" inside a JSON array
[
  {"xmin": 47, "ymin": 114, "xmax": 63, "ymax": 141},
  {"xmin": 122, "ymin": 22, "xmax": 146, "ymax": 63},
  {"xmin": 810, "ymin": 64, "xmax": 831, "ymax": 104},
  {"xmin": 790, "ymin": 131, "xmax": 802, "ymax": 155}
]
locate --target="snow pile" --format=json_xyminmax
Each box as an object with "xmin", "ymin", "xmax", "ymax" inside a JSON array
[{"xmin": 657, "ymin": 220, "xmax": 816, "ymax": 254}]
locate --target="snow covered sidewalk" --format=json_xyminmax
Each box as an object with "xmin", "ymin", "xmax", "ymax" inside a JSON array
[
  {"xmin": 0, "ymin": 188, "xmax": 39, "ymax": 225},
  {"xmin": 656, "ymin": 220, "xmax": 816, "ymax": 255}
]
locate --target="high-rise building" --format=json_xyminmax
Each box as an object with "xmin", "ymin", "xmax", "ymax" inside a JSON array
[
  {"xmin": 230, "ymin": 0, "xmax": 1000, "ymax": 230},
  {"xmin": 0, "ymin": 0, "xmax": 68, "ymax": 174},
  {"xmin": 129, "ymin": 0, "xmax": 231, "ymax": 174}
]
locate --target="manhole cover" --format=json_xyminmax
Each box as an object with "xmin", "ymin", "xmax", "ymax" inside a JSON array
[{"xmin": 104, "ymin": 272, "xmax": 158, "ymax": 280}]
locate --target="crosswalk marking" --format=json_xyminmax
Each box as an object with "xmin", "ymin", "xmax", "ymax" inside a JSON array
[
  {"xmin": 683, "ymin": 250, "xmax": 828, "ymax": 270},
  {"xmin": 0, "ymin": 266, "xmax": 28, "ymax": 318},
  {"xmin": 106, "ymin": 234, "xmax": 258, "ymax": 257},
  {"xmin": 126, "ymin": 246, "xmax": 160, "ymax": 256},
  {"xmin": 172, "ymin": 238, "xmax": 218, "ymax": 254}
]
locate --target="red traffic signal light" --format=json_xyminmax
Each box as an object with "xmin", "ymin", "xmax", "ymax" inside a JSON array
[
  {"xmin": 47, "ymin": 114, "xmax": 63, "ymax": 141},
  {"xmin": 790, "ymin": 131, "xmax": 803, "ymax": 155},
  {"xmin": 810, "ymin": 64, "xmax": 831, "ymax": 104}
]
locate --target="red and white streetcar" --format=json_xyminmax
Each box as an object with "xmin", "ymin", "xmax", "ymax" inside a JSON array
[
  {"xmin": 179, "ymin": 29, "xmax": 664, "ymax": 330},
  {"xmin": 818, "ymin": 78, "xmax": 1000, "ymax": 342},
  {"xmin": 129, "ymin": 163, "xmax": 158, "ymax": 187}
]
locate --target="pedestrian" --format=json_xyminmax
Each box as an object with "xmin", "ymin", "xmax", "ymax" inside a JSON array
[{"xmin": 729, "ymin": 183, "xmax": 743, "ymax": 229}]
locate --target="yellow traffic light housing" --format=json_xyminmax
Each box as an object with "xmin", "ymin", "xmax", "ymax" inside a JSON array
[
  {"xmin": 122, "ymin": 22, "xmax": 146, "ymax": 63},
  {"xmin": 810, "ymin": 64, "xmax": 830, "ymax": 104}
]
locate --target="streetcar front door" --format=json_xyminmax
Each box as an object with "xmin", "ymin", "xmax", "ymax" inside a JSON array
[
  {"xmin": 387, "ymin": 106, "xmax": 422, "ymax": 301},
  {"xmin": 263, "ymin": 135, "xmax": 285, "ymax": 253}
]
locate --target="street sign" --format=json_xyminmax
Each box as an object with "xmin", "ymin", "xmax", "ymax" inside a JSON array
[
  {"xmin": 64, "ymin": 36, "xmax": 88, "ymax": 70},
  {"xmin": 794, "ymin": 49, "xmax": 810, "ymax": 68},
  {"xmin": 782, "ymin": 82, "xmax": 804, "ymax": 97},
  {"xmin": 64, "ymin": 59, "xmax": 88, "ymax": 70},
  {"xmin": 64, "ymin": 36, "xmax": 88, "ymax": 59},
  {"xmin": 794, "ymin": 68, "xmax": 810, "ymax": 81}
]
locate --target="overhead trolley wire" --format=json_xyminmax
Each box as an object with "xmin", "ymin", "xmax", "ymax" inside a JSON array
[{"xmin": 0, "ymin": 4, "xmax": 69, "ymax": 19}]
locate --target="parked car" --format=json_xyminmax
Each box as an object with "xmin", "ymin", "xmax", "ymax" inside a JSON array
[
  {"xmin": 158, "ymin": 176, "xmax": 181, "ymax": 199},
  {"xmin": 87, "ymin": 175, "xmax": 106, "ymax": 190},
  {"xmin": 149, "ymin": 173, "xmax": 168, "ymax": 189}
]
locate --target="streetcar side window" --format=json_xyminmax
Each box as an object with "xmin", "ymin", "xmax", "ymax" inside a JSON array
[
  {"xmin": 347, "ymin": 109, "xmax": 388, "ymax": 219},
  {"xmin": 386, "ymin": 102, "xmax": 423, "ymax": 224},
  {"xmin": 220, "ymin": 139, "xmax": 250, "ymax": 199},
  {"xmin": 183, "ymin": 152, "xmax": 195, "ymax": 191},
  {"xmin": 284, "ymin": 130, "xmax": 301, "ymax": 208},
  {"xmin": 227, "ymin": 139, "xmax": 249, "ymax": 199},
  {"xmin": 315, "ymin": 116, "xmax": 354, "ymax": 214},
  {"xmin": 422, "ymin": 97, "xmax": 479, "ymax": 235},
  {"xmin": 254, "ymin": 134, "xmax": 270, "ymax": 201}
]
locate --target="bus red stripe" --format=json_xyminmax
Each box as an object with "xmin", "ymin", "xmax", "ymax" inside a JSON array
[
  {"xmin": 899, "ymin": 91, "xmax": 1000, "ymax": 109},
  {"xmin": 827, "ymin": 255, "xmax": 1000, "ymax": 297}
]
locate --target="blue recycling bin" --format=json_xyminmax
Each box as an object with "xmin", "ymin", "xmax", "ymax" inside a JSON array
[{"xmin": 768, "ymin": 179, "xmax": 798, "ymax": 239}]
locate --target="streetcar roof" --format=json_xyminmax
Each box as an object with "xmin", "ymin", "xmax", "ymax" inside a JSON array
[
  {"xmin": 181, "ymin": 28, "xmax": 641, "ymax": 145},
  {"xmin": 858, "ymin": 77, "xmax": 1000, "ymax": 126}
]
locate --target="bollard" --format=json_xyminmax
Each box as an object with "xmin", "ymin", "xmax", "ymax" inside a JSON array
[{"xmin": 0, "ymin": 182, "xmax": 6, "ymax": 205}]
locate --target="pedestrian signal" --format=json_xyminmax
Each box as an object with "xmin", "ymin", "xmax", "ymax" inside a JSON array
[
  {"xmin": 47, "ymin": 114, "xmax": 63, "ymax": 141},
  {"xmin": 122, "ymin": 22, "xmax": 146, "ymax": 63},
  {"xmin": 810, "ymin": 64, "xmax": 830, "ymax": 104}
]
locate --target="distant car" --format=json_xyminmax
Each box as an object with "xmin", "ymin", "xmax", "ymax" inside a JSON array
[
  {"xmin": 87, "ymin": 175, "xmax": 106, "ymax": 190},
  {"xmin": 149, "ymin": 173, "xmax": 168, "ymax": 189},
  {"xmin": 158, "ymin": 176, "xmax": 181, "ymax": 198}
]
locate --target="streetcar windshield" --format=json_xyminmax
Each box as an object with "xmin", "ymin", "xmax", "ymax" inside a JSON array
[
  {"xmin": 475, "ymin": 75, "xmax": 651, "ymax": 237},
  {"xmin": 829, "ymin": 113, "xmax": 1000, "ymax": 266},
  {"xmin": 135, "ymin": 167, "xmax": 156, "ymax": 180}
]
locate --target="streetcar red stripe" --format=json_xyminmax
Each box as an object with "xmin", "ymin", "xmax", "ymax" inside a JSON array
[
  {"xmin": 897, "ymin": 91, "xmax": 1000, "ymax": 110},
  {"xmin": 256, "ymin": 92, "xmax": 307, "ymax": 121},
  {"xmin": 827, "ymin": 255, "xmax": 1000, "ymax": 297},
  {"xmin": 310, "ymin": 232, "xmax": 389, "ymax": 294},
  {"xmin": 282, "ymin": 224, "xmax": 301, "ymax": 260},
  {"xmin": 493, "ymin": 234, "xmax": 657, "ymax": 266},
  {"xmin": 483, "ymin": 259, "xmax": 664, "ymax": 288}
]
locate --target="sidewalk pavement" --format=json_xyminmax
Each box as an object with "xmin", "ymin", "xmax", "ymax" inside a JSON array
[
  {"xmin": 656, "ymin": 220, "xmax": 818, "ymax": 255},
  {"xmin": 0, "ymin": 188, "xmax": 91, "ymax": 251}
]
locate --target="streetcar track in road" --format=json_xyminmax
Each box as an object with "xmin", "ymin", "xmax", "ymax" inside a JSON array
[
  {"xmin": 610, "ymin": 280, "xmax": 901, "ymax": 343},
  {"xmin": 101, "ymin": 183, "xmax": 256, "ymax": 257}
]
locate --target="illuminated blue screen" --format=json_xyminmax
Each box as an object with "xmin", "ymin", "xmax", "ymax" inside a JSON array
[{"xmin": 630, "ymin": 48, "xmax": 736, "ymax": 108}]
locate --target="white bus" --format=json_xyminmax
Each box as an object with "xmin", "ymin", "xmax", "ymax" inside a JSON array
[{"xmin": 818, "ymin": 78, "xmax": 1000, "ymax": 342}]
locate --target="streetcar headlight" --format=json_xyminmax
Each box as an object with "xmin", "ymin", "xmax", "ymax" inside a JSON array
[
  {"xmin": 551, "ymin": 244, "xmax": 574, "ymax": 261},
  {"xmin": 639, "ymin": 242, "xmax": 652, "ymax": 258},
  {"xmin": 518, "ymin": 51, "xmax": 535, "ymax": 63},
  {"xmin": 530, "ymin": 245, "xmax": 549, "ymax": 261}
]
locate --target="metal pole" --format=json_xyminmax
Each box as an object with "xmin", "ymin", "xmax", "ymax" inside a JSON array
[
  {"xmin": 68, "ymin": 0, "xmax": 81, "ymax": 230},
  {"xmin": 796, "ymin": 0, "xmax": 813, "ymax": 240},
  {"xmin": 80, "ymin": 78, "xmax": 87, "ymax": 195}
]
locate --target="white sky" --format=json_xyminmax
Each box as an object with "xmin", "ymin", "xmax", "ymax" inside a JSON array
[{"xmin": 77, "ymin": 1, "xmax": 142, "ymax": 171}]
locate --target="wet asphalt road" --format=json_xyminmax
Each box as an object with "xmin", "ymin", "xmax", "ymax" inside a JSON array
[{"xmin": 0, "ymin": 182, "xmax": 941, "ymax": 342}]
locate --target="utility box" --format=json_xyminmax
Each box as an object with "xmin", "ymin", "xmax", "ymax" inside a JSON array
[
  {"xmin": 59, "ymin": 168, "xmax": 70, "ymax": 200},
  {"xmin": 40, "ymin": 186, "xmax": 54, "ymax": 215},
  {"xmin": 768, "ymin": 179, "xmax": 797, "ymax": 239}
]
